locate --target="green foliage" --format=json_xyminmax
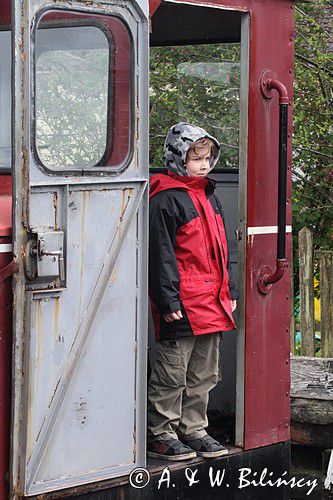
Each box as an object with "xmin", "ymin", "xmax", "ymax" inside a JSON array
[
  {"xmin": 150, "ymin": 44, "xmax": 240, "ymax": 169},
  {"xmin": 292, "ymin": 1, "xmax": 333, "ymax": 288},
  {"xmin": 149, "ymin": 9, "xmax": 332, "ymax": 278}
]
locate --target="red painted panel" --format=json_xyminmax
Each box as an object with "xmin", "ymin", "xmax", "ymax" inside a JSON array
[
  {"xmin": 149, "ymin": 0, "xmax": 163, "ymax": 17},
  {"xmin": 243, "ymin": 0, "xmax": 293, "ymax": 450},
  {"xmin": 0, "ymin": 240, "xmax": 12, "ymax": 500},
  {"xmin": 151, "ymin": 0, "xmax": 293, "ymax": 450},
  {"xmin": 0, "ymin": 0, "xmax": 10, "ymax": 27},
  {"xmin": 0, "ymin": 177, "xmax": 12, "ymax": 237},
  {"xmin": 0, "ymin": 176, "xmax": 12, "ymax": 500}
]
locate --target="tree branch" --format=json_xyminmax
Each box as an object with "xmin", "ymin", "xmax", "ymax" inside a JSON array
[
  {"xmin": 294, "ymin": 146, "xmax": 333, "ymax": 160},
  {"xmin": 295, "ymin": 53, "xmax": 333, "ymax": 78},
  {"xmin": 292, "ymin": 169, "xmax": 333, "ymax": 205}
]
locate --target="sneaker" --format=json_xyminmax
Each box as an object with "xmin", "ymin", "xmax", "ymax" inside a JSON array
[
  {"xmin": 183, "ymin": 435, "xmax": 229, "ymax": 458},
  {"xmin": 147, "ymin": 439, "xmax": 197, "ymax": 461}
]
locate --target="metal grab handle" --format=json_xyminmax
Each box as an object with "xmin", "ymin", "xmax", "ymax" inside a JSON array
[{"xmin": 257, "ymin": 78, "xmax": 289, "ymax": 295}]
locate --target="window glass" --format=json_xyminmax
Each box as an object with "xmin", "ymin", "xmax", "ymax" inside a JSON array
[
  {"xmin": 150, "ymin": 44, "xmax": 241, "ymax": 169},
  {"xmin": 36, "ymin": 25, "xmax": 109, "ymax": 168},
  {"xmin": 0, "ymin": 31, "xmax": 11, "ymax": 172},
  {"xmin": 35, "ymin": 11, "xmax": 132, "ymax": 171}
]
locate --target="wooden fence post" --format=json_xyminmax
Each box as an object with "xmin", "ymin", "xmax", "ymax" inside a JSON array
[
  {"xmin": 290, "ymin": 255, "xmax": 295, "ymax": 355},
  {"xmin": 299, "ymin": 227, "xmax": 315, "ymax": 356},
  {"xmin": 320, "ymin": 251, "xmax": 333, "ymax": 358}
]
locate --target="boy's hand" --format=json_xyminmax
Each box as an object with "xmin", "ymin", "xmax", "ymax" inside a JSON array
[
  {"xmin": 231, "ymin": 300, "xmax": 237, "ymax": 312},
  {"xmin": 163, "ymin": 310, "xmax": 183, "ymax": 322}
]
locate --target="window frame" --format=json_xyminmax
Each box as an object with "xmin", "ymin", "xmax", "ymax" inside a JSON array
[{"xmin": 31, "ymin": 6, "xmax": 134, "ymax": 176}]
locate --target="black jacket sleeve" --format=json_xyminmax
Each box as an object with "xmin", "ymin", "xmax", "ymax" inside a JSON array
[
  {"xmin": 213, "ymin": 195, "xmax": 239, "ymax": 301},
  {"xmin": 149, "ymin": 192, "xmax": 181, "ymax": 315}
]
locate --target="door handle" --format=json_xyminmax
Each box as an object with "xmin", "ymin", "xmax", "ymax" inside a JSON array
[
  {"xmin": 37, "ymin": 234, "xmax": 65, "ymax": 282},
  {"xmin": 257, "ymin": 77, "xmax": 289, "ymax": 295},
  {"xmin": 25, "ymin": 231, "xmax": 65, "ymax": 282}
]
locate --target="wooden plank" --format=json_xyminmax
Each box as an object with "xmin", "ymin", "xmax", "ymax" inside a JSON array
[
  {"xmin": 298, "ymin": 227, "xmax": 315, "ymax": 356},
  {"xmin": 290, "ymin": 256, "xmax": 296, "ymax": 355},
  {"xmin": 291, "ymin": 398, "xmax": 333, "ymax": 425},
  {"xmin": 298, "ymin": 228, "xmax": 315, "ymax": 356},
  {"xmin": 291, "ymin": 422, "xmax": 333, "ymax": 448},
  {"xmin": 320, "ymin": 251, "xmax": 333, "ymax": 358},
  {"xmin": 290, "ymin": 356, "xmax": 333, "ymax": 400}
]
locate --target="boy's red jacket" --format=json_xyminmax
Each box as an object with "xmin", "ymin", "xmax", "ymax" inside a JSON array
[{"xmin": 149, "ymin": 171, "xmax": 237, "ymax": 340}]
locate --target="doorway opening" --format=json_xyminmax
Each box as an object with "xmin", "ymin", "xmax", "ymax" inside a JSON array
[{"xmin": 148, "ymin": 2, "xmax": 249, "ymax": 459}]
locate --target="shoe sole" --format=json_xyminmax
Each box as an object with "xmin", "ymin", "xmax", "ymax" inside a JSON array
[
  {"xmin": 147, "ymin": 451, "xmax": 197, "ymax": 461},
  {"xmin": 196, "ymin": 449, "xmax": 229, "ymax": 458}
]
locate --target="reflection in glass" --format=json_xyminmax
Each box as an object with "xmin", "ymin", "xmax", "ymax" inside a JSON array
[
  {"xmin": 0, "ymin": 31, "xmax": 11, "ymax": 172},
  {"xmin": 35, "ymin": 24, "xmax": 110, "ymax": 168},
  {"xmin": 150, "ymin": 44, "xmax": 241, "ymax": 169}
]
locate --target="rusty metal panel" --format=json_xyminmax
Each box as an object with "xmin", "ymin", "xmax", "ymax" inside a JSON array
[
  {"xmin": 25, "ymin": 186, "xmax": 144, "ymax": 493},
  {"xmin": 11, "ymin": 0, "xmax": 149, "ymax": 497}
]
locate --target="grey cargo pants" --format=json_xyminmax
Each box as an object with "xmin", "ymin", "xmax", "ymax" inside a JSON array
[{"xmin": 147, "ymin": 333, "xmax": 221, "ymax": 442}]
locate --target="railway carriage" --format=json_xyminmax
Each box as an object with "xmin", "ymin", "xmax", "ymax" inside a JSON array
[{"xmin": 0, "ymin": 0, "xmax": 295, "ymax": 497}]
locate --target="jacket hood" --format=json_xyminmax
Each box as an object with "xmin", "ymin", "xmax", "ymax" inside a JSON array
[
  {"xmin": 149, "ymin": 171, "xmax": 216, "ymax": 199},
  {"xmin": 163, "ymin": 122, "xmax": 220, "ymax": 176}
]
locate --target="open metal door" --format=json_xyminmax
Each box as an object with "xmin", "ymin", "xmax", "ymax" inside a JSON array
[
  {"xmin": 241, "ymin": 0, "xmax": 293, "ymax": 450},
  {"xmin": 11, "ymin": 0, "xmax": 149, "ymax": 496}
]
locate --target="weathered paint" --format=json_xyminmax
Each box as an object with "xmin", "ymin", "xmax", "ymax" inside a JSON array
[
  {"xmin": 10, "ymin": 0, "xmax": 149, "ymax": 496},
  {"xmin": 0, "ymin": 235, "xmax": 13, "ymax": 500}
]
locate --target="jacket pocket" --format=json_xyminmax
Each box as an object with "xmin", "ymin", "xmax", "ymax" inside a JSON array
[{"xmin": 179, "ymin": 275, "xmax": 215, "ymax": 300}]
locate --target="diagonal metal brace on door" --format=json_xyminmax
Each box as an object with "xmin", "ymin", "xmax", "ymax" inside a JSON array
[{"xmin": 26, "ymin": 181, "xmax": 148, "ymax": 489}]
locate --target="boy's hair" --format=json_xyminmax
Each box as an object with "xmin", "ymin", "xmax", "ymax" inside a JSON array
[{"xmin": 186, "ymin": 138, "xmax": 217, "ymax": 161}]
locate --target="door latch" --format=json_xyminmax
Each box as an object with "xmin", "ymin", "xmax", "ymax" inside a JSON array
[{"xmin": 26, "ymin": 231, "xmax": 65, "ymax": 282}]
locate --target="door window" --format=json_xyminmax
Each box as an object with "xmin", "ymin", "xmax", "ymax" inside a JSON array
[
  {"xmin": 0, "ymin": 31, "xmax": 11, "ymax": 172},
  {"xmin": 34, "ymin": 10, "xmax": 132, "ymax": 172},
  {"xmin": 150, "ymin": 44, "xmax": 240, "ymax": 169}
]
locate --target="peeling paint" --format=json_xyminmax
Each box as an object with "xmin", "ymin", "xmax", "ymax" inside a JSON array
[
  {"xmin": 54, "ymin": 297, "xmax": 60, "ymax": 342},
  {"xmin": 75, "ymin": 398, "xmax": 88, "ymax": 426},
  {"xmin": 37, "ymin": 300, "xmax": 42, "ymax": 384},
  {"xmin": 53, "ymin": 192, "xmax": 59, "ymax": 229},
  {"xmin": 79, "ymin": 192, "xmax": 87, "ymax": 316}
]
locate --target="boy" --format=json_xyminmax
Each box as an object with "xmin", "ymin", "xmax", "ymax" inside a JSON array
[{"xmin": 148, "ymin": 122, "xmax": 238, "ymax": 461}]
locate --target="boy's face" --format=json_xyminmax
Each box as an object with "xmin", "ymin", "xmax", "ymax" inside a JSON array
[{"xmin": 185, "ymin": 153, "xmax": 211, "ymax": 177}]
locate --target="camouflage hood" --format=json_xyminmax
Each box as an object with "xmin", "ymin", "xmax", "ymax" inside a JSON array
[{"xmin": 163, "ymin": 122, "xmax": 220, "ymax": 176}]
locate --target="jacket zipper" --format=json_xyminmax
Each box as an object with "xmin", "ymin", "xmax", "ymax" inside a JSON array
[{"xmin": 196, "ymin": 193, "xmax": 214, "ymax": 275}]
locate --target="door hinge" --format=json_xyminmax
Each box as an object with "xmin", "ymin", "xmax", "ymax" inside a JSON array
[{"xmin": 235, "ymin": 228, "xmax": 243, "ymax": 241}]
